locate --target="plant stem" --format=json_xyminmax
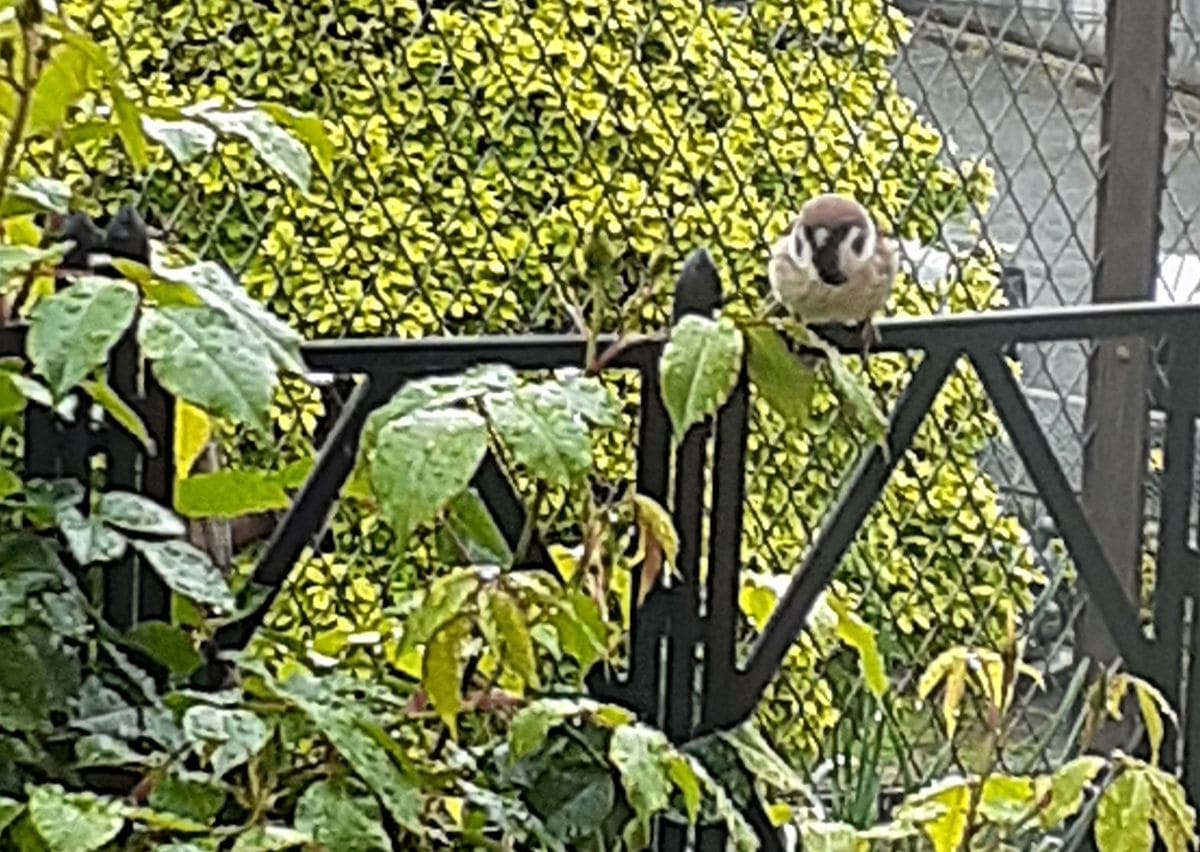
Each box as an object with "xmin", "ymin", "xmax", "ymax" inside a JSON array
[{"xmin": 0, "ymin": 19, "xmax": 38, "ymax": 197}]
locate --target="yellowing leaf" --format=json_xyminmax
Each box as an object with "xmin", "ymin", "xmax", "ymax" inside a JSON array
[
  {"xmin": 1095, "ymin": 769, "xmax": 1154, "ymax": 852},
  {"xmin": 174, "ymin": 401, "xmax": 212, "ymax": 479},
  {"xmin": 1037, "ymin": 755, "xmax": 1106, "ymax": 828},
  {"xmin": 941, "ymin": 662, "xmax": 967, "ymax": 739},
  {"xmin": 423, "ymin": 619, "xmax": 469, "ymax": 739},
  {"xmin": 829, "ymin": 597, "xmax": 887, "ymax": 698}
]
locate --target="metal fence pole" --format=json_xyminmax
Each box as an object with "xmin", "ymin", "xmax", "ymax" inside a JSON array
[{"xmin": 1079, "ymin": 0, "xmax": 1172, "ymax": 712}]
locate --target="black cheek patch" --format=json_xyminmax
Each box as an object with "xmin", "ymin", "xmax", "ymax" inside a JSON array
[{"xmin": 850, "ymin": 231, "xmax": 867, "ymax": 255}]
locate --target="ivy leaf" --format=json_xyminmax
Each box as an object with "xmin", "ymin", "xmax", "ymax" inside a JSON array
[
  {"xmin": 139, "ymin": 305, "xmax": 277, "ymax": 434},
  {"xmin": 175, "ymin": 470, "xmax": 291, "ymax": 519},
  {"xmin": 2, "ymin": 176, "xmax": 71, "ymax": 216},
  {"xmin": 189, "ymin": 105, "xmax": 312, "ymax": 192},
  {"xmin": 148, "ymin": 774, "xmax": 226, "ymax": 825},
  {"xmin": 1095, "ymin": 769, "xmax": 1154, "ymax": 852},
  {"xmin": 294, "ymin": 780, "xmax": 392, "ymax": 852},
  {"xmin": 97, "ymin": 491, "xmax": 186, "ymax": 536},
  {"xmin": 423, "ymin": 619, "xmax": 470, "ymax": 738},
  {"xmin": 81, "ymin": 378, "xmax": 153, "ymax": 451},
  {"xmin": 660, "ymin": 314, "xmax": 744, "ymax": 436},
  {"xmin": 0, "ymin": 795, "xmax": 22, "ymax": 833},
  {"xmin": 112, "ymin": 91, "xmax": 150, "ymax": 170},
  {"xmin": 125, "ymin": 622, "xmax": 203, "ymax": 679},
  {"xmin": 140, "ymin": 116, "xmax": 218, "ymax": 164},
  {"xmin": 828, "ymin": 597, "xmax": 888, "ymax": 698},
  {"xmin": 182, "ymin": 705, "xmax": 271, "ymax": 779},
  {"xmin": 56, "ymin": 507, "xmax": 127, "ymax": 565},
  {"xmin": 370, "ymin": 409, "xmax": 488, "ymax": 542},
  {"xmin": 609, "ymin": 725, "xmax": 672, "ymax": 828},
  {"xmin": 485, "ymin": 384, "xmax": 592, "ymax": 485},
  {"xmin": 133, "ymin": 540, "xmax": 236, "ymax": 611},
  {"xmin": 745, "ymin": 326, "xmax": 816, "ymax": 426},
  {"xmin": 27, "ymin": 785, "xmax": 125, "ymax": 852},
  {"xmin": 483, "ymin": 589, "xmax": 538, "ymax": 689},
  {"xmin": 27, "ymin": 277, "xmax": 138, "ymax": 400},
  {"xmin": 1036, "ymin": 755, "xmax": 1107, "ymax": 828}
]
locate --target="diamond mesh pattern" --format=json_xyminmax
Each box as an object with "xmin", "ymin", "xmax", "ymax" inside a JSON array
[{"xmin": 56, "ymin": 0, "xmax": 1183, "ymax": 830}]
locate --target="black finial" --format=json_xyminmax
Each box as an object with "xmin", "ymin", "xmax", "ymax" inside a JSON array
[{"xmin": 671, "ymin": 248, "xmax": 723, "ymax": 322}]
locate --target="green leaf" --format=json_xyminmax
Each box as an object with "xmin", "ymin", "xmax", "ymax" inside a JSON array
[
  {"xmin": 0, "ymin": 467, "xmax": 18, "ymax": 500},
  {"xmin": 745, "ymin": 326, "xmax": 816, "ymax": 426},
  {"xmin": 272, "ymin": 677, "xmax": 423, "ymax": 833},
  {"xmin": 182, "ymin": 705, "xmax": 270, "ymax": 778},
  {"xmin": 148, "ymin": 775, "xmax": 226, "ymax": 825},
  {"xmin": 2, "ymin": 176, "xmax": 71, "ymax": 216},
  {"xmin": 189, "ymin": 105, "xmax": 312, "ymax": 191},
  {"xmin": 828, "ymin": 597, "xmax": 887, "ymax": 698},
  {"xmin": 27, "ymin": 785, "xmax": 124, "ymax": 852},
  {"xmin": 551, "ymin": 592, "xmax": 608, "ymax": 672},
  {"xmin": 400, "ymin": 571, "xmax": 480, "ymax": 650},
  {"xmin": 0, "ymin": 795, "xmax": 22, "ymax": 833},
  {"xmin": 74, "ymin": 734, "xmax": 150, "ymax": 769},
  {"xmin": 667, "ymin": 756, "xmax": 702, "ymax": 823},
  {"xmin": 247, "ymin": 101, "xmax": 335, "ymax": 179},
  {"xmin": 175, "ymin": 470, "xmax": 291, "ymax": 519},
  {"xmin": 510, "ymin": 703, "xmax": 566, "ymax": 761},
  {"xmin": 1037, "ymin": 755, "xmax": 1107, "ymax": 828},
  {"xmin": 485, "ymin": 384, "xmax": 592, "ymax": 485},
  {"xmin": 0, "ymin": 243, "xmax": 66, "ymax": 281},
  {"xmin": 81, "ymin": 378, "xmax": 153, "ymax": 451},
  {"xmin": 1095, "ymin": 769, "xmax": 1154, "ymax": 852},
  {"xmin": 552, "ymin": 368, "xmax": 621, "ymax": 426},
  {"xmin": 113, "ymin": 91, "xmax": 150, "ymax": 170},
  {"xmin": 800, "ymin": 822, "xmax": 866, "ymax": 852},
  {"xmin": 28, "ymin": 41, "xmax": 98, "ymax": 134},
  {"xmin": 27, "ymin": 277, "xmax": 138, "ymax": 400},
  {"xmin": 1142, "ymin": 762, "xmax": 1198, "ymax": 852},
  {"xmin": 133, "ymin": 540, "xmax": 236, "ymax": 611},
  {"xmin": 139, "ymin": 305, "xmax": 277, "ymax": 433},
  {"xmin": 56, "ymin": 507, "xmax": 127, "ymax": 564},
  {"xmin": 125, "ymin": 621, "xmax": 202, "ymax": 678},
  {"xmin": 231, "ymin": 824, "xmax": 313, "ymax": 851},
  {"xmin": 140, "ymin": 116, "xmax": 217, "ymax": 164},
  {"xmin": 978, "ymin": 774, "xmax": 1036, "ymax": 825},
  {"xmin": 484, "ymin": 589, "xmax": 538, "ymax": 688},
  {"xmin": 294, "ymin": 780, "xmax": 391, "ymax": 852},
  {"xmin": 370, "ymin": 409, "xmax": 488, "ymax": 542},
  {"xmin": 441, "ymin": 489, "xmax": 512, "ymax": 565},
  {"xmin": 149, "ymin": 260, "xmax": 303, "ymax": 374},
  {"xmin": 529, "ymin": 764, "xmax": 614, "ymax": 841},
  {"xmin": 97, "ymin": 491, "xmax": 186, "ymax": 536},
  {"xmin": 423, "ymin": 618, "xmax": 469, "ymax": 738},
  {"xmin": 799, "ymin": 331, "xmax": 889, "ymax": 445},
  {"xmin": 660, "ymin": 314, "xmax": 744, "ymax": 436},
  {"xmin": 610, "ymin": 725, "xmax": 672, "ymax": 828},
  {"xmin": 0, "ymin": 627, "xmax": 80, "ymax": 731},
  {"xmin": 719, "ymin": 725, "xmax": 810, "ymax": 797},
  {"xmin": 112, "ymin": 258, "xmax": 205, "ymax": 308}
]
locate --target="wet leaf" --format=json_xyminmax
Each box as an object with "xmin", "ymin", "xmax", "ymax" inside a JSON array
[
  {"xmin": 295, "ymin": 780, "xmax": 391, "ymax": 852},
  {"xmin": 27, "ymin": 785, "xmax": 124, "ymax": 852},
  {"xmin": 745, "ymin": 326, "xmax": 816, "ymax": 426},
  {"xmin": 182, "ymin": 705, "xmax": 270, "ymax": 779},
  {"xmin": 660, "ymin": 315, "xmax": 744, "ymax": 436},
  {"xmin": 97, "ymin": 491, "xmax": 186, "ymax": 537},
  {"xmin": 133, "ymin": 540, "xmax": 235, "ymax": 611}
]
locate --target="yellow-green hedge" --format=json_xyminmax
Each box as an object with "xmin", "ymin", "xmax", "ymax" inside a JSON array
[{"xmin": 64, "ymin": 0, "xmax": 1039, "ymax": 754}]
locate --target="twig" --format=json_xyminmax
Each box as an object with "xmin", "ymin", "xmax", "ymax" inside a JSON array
[{"xmin": 0, "ymin": 14, "xmax": 38, "ymax": 197}]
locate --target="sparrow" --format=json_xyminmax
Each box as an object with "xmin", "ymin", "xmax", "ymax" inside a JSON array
[{"xmin": 767, "ymin": 193, "xmax": 898, "ymax": 350}]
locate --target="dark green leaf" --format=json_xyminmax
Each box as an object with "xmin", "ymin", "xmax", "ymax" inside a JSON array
[
  {"xmin": 182, "ymin": 705, "xmax": 270, "ymax": 778},
  {"xmin": 175, "ymin": 470, "xmax": 291, "ymax": 519},
  {"xmin": 294, "ymin": 780, "xmax": 391, "ymax": 852},
  {"xmin": 56, "ymin": 507, "xmax": 127, "ymax": 565},
  {"xmin": 272, "ymin": 676, "xmax": 423, "ymax": 833},
  {"xmin": 529, "ymin": 765, "xmax": 614, "ymax": 841},
  {"xmin": 423, "ymin": 619, "xmax": 469, "ymax": 738},
  {"xmin": 484, "ymin": 589, "xmax": 538, "ymax": 688},
  {"xmin": 0, "ymin": 627, "xmax": 80, "ymax": 731},
  {"xmin": 441, "ymin": 489, "xmax": 512, "ymax": 566},
  {"xmin": 399, "ymin": 571, "xmax": 480, "ymax": 650},
  {"xmin": 0, "ymin": 467, "xmax": 19, "ymax": 500},
  {"xmin": 27, "ymin": 277, "xmax": 138, "ymax": 400},
  {"xmin": 610, "ymin": 726, "xmax": 672, "ymax": 827},
  {"xmin": 97, "ymin": 491, "xmax": 186, "ymax": 536},
  {"xmin": 140, "ymin": 116, "xmax": 217, "ymax": 164},
  {"xmin": 0, "ymin": 795, "xmax": 22, "ymax": 833},
  {"xmin": 485, "ymin": 384, "xmax": 592, "ymax": 485},
  {"xmin": 133, "ymin": 540, "xmax": 236, "ymax": 611},
  {"xmin": 125, "ymin": 621, "xmax": 202, "ymax": 678},
  {"xmin": 139, "ymin": 305, "xmax": 277, "ymax": 433},
  {"xmin": 74, "ymin": 734, "xmax": 149, "ymax": 769},
  {"xmin": 113, "ymin": 91, "xmax": 149, "ymax": 170},
  {"xmin": 148, "ymin": 774, "xmax": 226, "ymax": 825},
  {"xmin": 718, "ymin": 725, "xmax": 810, "ymax": 797},
  {"xmin": 370, "ymin": 409, "xmax": 488, "ymax": 542},
  {"xmin": 81, "ymin": 378, "xmax": 153, "ymax": 451},
  {"xmin": 660, "ymin": 315, "xmax": 744, "ymax": 436},
  {"xmin": 510, "ymin": 703, "xmax": 569, "ymax": 761},
  {"xmin": 190, "ymin": 106, "xmax": 312, "ymax": 191},
  {"xmin": 745, "ymin": 326, "xmax": 816, "ymax": 426},
  {"xmin": 27, "ymin": 785, "xmax": 124, "ymax": 852},
  {"xmin": 551, "ymin": 592, "xmax": 608, "ymax": 672}
]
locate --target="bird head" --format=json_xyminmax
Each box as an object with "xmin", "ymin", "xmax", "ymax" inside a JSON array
[{"xmin": 787, "ymin": 193, "xmax": 878, "ymax": 287}]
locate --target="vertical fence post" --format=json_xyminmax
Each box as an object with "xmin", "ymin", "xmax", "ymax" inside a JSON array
[{"xmin": 1079, "ymin": 0, "xmax": 1171, "ymax": 698}]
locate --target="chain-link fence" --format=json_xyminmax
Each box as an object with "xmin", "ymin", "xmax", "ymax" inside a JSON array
[{"xmin": 54, "ymin": 0, "xmax": 1197, "ymax": 835}]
